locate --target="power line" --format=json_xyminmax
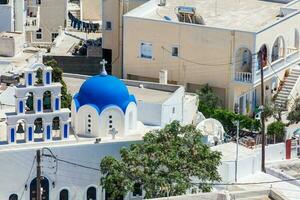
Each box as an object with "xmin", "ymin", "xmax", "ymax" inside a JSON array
[{"xmin": 20, "ymin": 156, "xmax": 36, "ymax": 200}]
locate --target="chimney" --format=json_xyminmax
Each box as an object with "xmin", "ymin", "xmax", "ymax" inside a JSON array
[{"xmin": 159, "ymin": 69, "xmax": 168, "ymax": 84}]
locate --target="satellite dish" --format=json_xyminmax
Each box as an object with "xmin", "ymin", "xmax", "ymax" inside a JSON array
[{"xmin": 196, "ymin": 118, "xmax": 225, "ymax": 145}]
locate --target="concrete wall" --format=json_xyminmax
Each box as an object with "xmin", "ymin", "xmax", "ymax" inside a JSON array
[
  {"xmin": 0, "ymin": 33, "xmax": 24, "ymax": 57},
  {"xmin": 81, "ymin": 0, "xmax": 101, "ymax": 21},
  {"xmin": 0, "ymin": 5, "xmax": 13, "ymax": 32},
  {"xmin": 43, "ymin": 56, "xmax": 107, "ymax": 76}
]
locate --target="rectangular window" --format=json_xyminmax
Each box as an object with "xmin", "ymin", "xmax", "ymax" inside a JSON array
[
  {"xmin": 36, "ymin": 28, "xmax": 42, "ymax": 40},
  {"xmin": 172, "ymin": 46, "xmax": 179, "ymax": 57},
  {"xmin": 106, "ymin": 21, "xmax": 112, "ymax": 30},
  {"xmin": 140, "ymin": 42, "xmax": 153, "ymax": 59},
  {"xmin": 36, "ymin": 0, "xmax": 41, "ymax": 5}
]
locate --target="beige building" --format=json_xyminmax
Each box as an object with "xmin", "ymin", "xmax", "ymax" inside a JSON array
[
  {"xmin": 26, "ymin": 0, "xmax": 67, "ymax": 46},
  {"xmin": 102, "ymin": 0, "xmax": 149, "ymax": 77},
  {"xmin": 122, "ymin": 0, "xmax": 300, "ymax": 114}
]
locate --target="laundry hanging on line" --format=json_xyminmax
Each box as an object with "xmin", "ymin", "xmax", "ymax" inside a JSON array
[{"xmin": 68, "ymin": 12, "xmax": 100, "ymax": 33}]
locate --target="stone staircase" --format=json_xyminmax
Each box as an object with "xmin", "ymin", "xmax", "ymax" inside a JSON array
[{"xmin": 274, "ymin": 67, "xmax": 300, "ymax": 110}]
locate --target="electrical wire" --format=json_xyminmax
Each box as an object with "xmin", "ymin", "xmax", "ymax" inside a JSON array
[{"xmin": 19, "ymin": 156, "xmax": 36, "ymax": 200}]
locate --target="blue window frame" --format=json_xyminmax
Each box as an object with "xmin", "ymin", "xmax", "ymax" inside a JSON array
[
  {"xmin": 47, "ymin": 125, "xmax": 51, "ymax": 140},
  {"xmin": 28, "ymin": 73, "xmax": 32, "ymax": 86},
  {"xmin": 10, "ymin": 128, "xmax": 15, "ymax": 143},
  {"xmin": 64, "ymin": 124, "xmax": 68, "ymax": 138},
  {"xmin": 28, "ymin": 127, "xmax": 33, "ymax": 141},
  {"xmin": 46, "ymin": 72, "xmax": 50, "ymax": 84},
  {"xmin": 19, "ymin": 101, "xmax": 24, "ymax": 113},
  {"xmin": 37, "ymin": 99, "xmax": 42, "ymax": 112},
  {"xmin": 55, "ymin": 98, "xmax": 59, "ymax": 110}
]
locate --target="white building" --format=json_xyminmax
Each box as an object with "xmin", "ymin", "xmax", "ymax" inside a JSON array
[{"xmin": 0, "ymin": 61, "xmax": 201, "ymax": 200}]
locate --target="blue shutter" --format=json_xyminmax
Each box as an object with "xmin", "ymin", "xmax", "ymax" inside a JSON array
[
  {"xmin": 28, "ymin": 73, "xmax": 32, "ymax": 86},
  {"xmin": 10, "ymin": 128, "xmax": 15, "ymax": 143},
  {"xmin": 46, "ymin": 72, "xmax": 50, "ymax": 84},
  {"xmin": 55, "ymin": 98, "xmax": 59, "ymax": 110},
  {"xmin": 37, "ymin": 99, "xmax": 42, "ymax": 112},
  {"xmin": 19, "ymin": 101, "xmax": 23, "ymax": 113},
  {"xmin": 28, "ymin": 127, "xmax": 33, "ymax": 141},
  {"xmin": 47, "ymin": 125, "xmax": 51, "ymax": 140},
  {"xmin": 64, "ymin": 124, "xmax": 68, "ymax": 138}
]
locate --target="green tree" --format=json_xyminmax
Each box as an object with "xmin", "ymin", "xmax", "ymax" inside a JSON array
[
  {"xmin": 44, "ymin": 59, "xmax": 72, "ymax": 108},
  {"xmin": 211, "ymin": 109, "xmax": 260, "ymax": 132},
  {"xmin": 287, "ymin": 98, "xmax": 300, "ymax": 125},
  {"xmin": 100, "ymin": 121, "xmax": 222, "ymax": 199},
  {"xmin": 197, "ymin": 84, "xmax": 222, "ymax": 117},
  {"xmin": 267, "ymin": 121, "xmax": 286, "ymax": 143}
]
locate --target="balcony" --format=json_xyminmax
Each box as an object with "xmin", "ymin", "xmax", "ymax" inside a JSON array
[
  {"xmin": 234, "ymin": 72, "xmax": 253, "ymax": 83},
  {"xmin": 25, "ymin": 6, "xmax": 40, "ymax": 31}
]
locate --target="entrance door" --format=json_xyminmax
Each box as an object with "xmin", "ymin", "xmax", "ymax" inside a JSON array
[{"xmin": 30, "ymin": 177, "xmax": 50, "ymax": 200}]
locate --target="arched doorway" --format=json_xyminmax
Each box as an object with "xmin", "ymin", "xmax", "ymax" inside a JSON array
[
  {"xmin": 30, "ymin": 177, "xmax": 49, "ymax": 200},
  {"xmin": 257, "ymin": 44, "xmax": 268, "ymax": 70},
  {"xmin": 9, "ymin": 194, "xmax": 18, "ymax": 200},
  {"xmin": 59, "ymin": 189, "xmax": 69, "ymax": 200},
  {"xmin": 272, "ymin": 36, "xmax": 285, "ymax": 62},
  {"xmin": 87, "ymin": 187, "xmax": 96, "ymax": 200}
]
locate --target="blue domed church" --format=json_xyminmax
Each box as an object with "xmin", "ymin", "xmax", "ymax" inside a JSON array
[{"xmin": 71, "ymin": 67, "xmax": 138, "ymax": 138}]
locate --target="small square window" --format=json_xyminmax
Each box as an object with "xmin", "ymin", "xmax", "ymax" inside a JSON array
[
  {"xmin": 106, "ymin": 21, "xmax": 112, "ymax": 30},
  {"xmin": 88, "ymin": 119, "xmax": 91, "ymax": 123},
  {"xmin": 140, "ymin": 42, "xmax": 153, "ymax": 59},
  {"xmin": 109, "ymin": 125, "xmax": 113, "ymax": 128},
  {"xmin": 88, "ymin": 115, "xmax": 91, "ymax": 118},
  {"xmin": 109, "ymin": 120, "xmax": 112, "ymax": 123},
  {"xmin": 36, "ymin": 29, "xmax": 42, "ymax": 40},
  {"xmin": 88, "ymin": 124, "xmax": 91, "ymax": 127},
  {"xmin": 36, "ymin": 0, "xmax": 41, "ymax": 5},
  {"xmin": 88, "ymin": 129, "xmax": 91, "ymax": 132},
  {"xmin": 109, "ymin": 115, "xmax": 112, "ymax": 119},
  {"xmin": 172, "ymin": 107, "xmax": 175, "ymax": 114},
  {"xmin": 172, "ymin": 47, "xmax": 179, "ymax": 57}
]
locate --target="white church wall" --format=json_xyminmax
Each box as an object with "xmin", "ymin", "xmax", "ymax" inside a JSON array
[
  {"xmin": 161, "ymin": 87, "xmax": 185, "ymax": 127},
  {"xmin": 0, "ymin": 140, "xmax": 140, "ymax": 200},
  {"xmin": 99, "ymin": 106, "xmax": 125, "ymax": 138},
  {"xmin": 77, "ymin": 104, "xmax": 100, "ymax": 137},
  {"xmin": 136, "ymin": 101, "xmax": 162, "ymax": 126},
  {"xmin": 124, "ymin": 102, "xmax": 137, "ymax": 133}
]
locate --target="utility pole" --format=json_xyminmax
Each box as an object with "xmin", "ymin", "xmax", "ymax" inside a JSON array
[
  {"xmin": 36, "ymin": 150, "xmax": 42, "ymax": 200},
  {"xmin": 260, "ymin": 58, "xmax": 266, "ymax": 173}
]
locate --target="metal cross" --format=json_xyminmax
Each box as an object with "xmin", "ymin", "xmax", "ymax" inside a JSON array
[
  {"xmin": 100, "ymin": 59, "xmax": 108, "ymax": 76},
  {"xmin": 109, "ymin": 128, "xmax": 118, "ymax": 140}
]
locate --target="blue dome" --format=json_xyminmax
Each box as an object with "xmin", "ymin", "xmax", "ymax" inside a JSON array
[{"xmin": 74, "ymin": 75, "xmax": 136, "ymax": 113}]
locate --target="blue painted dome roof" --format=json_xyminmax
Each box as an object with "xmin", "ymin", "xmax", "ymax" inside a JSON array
[{"xmin": 74, "ymin": 75, "xmax": 136, "ymax": 113}]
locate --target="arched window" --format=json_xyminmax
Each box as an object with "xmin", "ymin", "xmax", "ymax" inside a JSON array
[
  {"xmin": 271, "ymin": 36, "xmax": 285, "ymax": 62},
  {"xmin": 9, "ymin": 194, "xmax": 18, "ymax": 200},
  {"xmin": 87, "ymin": 187, "xmax": 96, "ymax": 200},
  {"xmin": 59, "ymin": 189, "xmax": 69, "ymax": 200},
  {"xmin": 257, "ymin": 44, "xmax": 268, "ymax": 70}
]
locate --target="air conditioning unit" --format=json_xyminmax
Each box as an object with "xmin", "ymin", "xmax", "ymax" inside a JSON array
[{"xmin": 158, "ymin": 0, "xmax": 166, "ymax": 6}]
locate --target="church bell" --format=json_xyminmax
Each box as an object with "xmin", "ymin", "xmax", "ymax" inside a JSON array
[
  {"xmin": 16, "ymin": 123, "xmax": 25, "ymax": 133},
  {"xmin": 34, "ymin": 123, "xmax": 43, "ymax": 133}
]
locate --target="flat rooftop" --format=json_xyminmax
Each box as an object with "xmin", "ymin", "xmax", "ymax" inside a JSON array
[
  {"xmin": 126, "ymin": 0, "xmax": 293, "ymax": 32},
  {"xmin": 63, "ymin": 73, "xmax": 177, "ymax": 104}
]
